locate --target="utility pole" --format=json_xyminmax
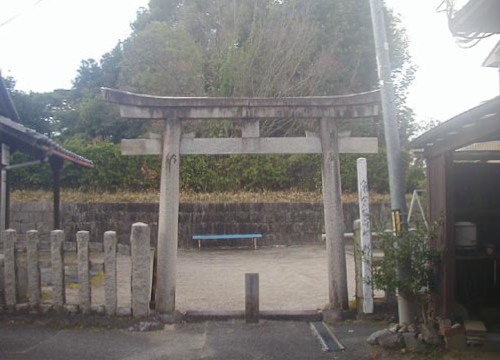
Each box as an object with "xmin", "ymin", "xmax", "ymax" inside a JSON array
[{"xmin": 368, "ymin": 0, "xmax": 412, "ymax": 324}]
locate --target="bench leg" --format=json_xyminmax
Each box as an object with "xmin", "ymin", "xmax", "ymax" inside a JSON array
[
  {"xmin": 198, "ymin": 239, "xmax": 201, "ymax": 251},
  {"xmin": 253, "ymin": 238, "xmax": 257, "ymax": 250}
]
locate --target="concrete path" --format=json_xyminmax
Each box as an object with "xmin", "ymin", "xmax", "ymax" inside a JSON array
[{"xmin": 0, "ymin": 320, "xmax": 384, "ymax": 360}]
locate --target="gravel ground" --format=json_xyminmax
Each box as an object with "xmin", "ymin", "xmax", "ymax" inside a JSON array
[
  {"xmin": 178, "ymin": 245, "xmax": 337, "ymax": 311},
  {"xmin": 37, "ymin": 244, "xmax": 383, "ymax": 311}
]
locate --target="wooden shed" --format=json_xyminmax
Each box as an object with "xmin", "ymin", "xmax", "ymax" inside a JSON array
[{"xmin": 410, "ymin": 96, "xmax": 500, "ymax": 325}]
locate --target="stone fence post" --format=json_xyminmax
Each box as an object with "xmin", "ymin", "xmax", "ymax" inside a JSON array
[
  {"xmin": 77, "ymin": 231, "xmax": 91, "ymax": 314},
  {"xmin": 104, "ymin": 231, "xmax": 117, "ymax": 316},
  {"xmin": 27, "ymin": 230, "xmax": 41, "ymax": 309},
  {"xmin": 51, "ymin": 230, "xmax": 65, "ymax": 309},
  {"xmin": 4, "ymin": 229, "xmax": 17, "ymax": 308},
  {"xmin": 130, "ymin": 223, "xmax": 151, "ymax": 317}
]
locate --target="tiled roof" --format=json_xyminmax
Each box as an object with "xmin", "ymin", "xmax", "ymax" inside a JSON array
[{"xmin": 0, "ymin": 73, "xmax": 93, "ymax": 168}]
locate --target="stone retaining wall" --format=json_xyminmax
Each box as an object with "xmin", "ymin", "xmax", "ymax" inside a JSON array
[{"xmin": 9, "ymin": 201, "xmax": 392, "ymax": 249}]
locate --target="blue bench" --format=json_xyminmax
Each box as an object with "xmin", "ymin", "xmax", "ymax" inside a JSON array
[{"xmin": 193, "ymin": 234, "xmax": 263, "ymax": 250}]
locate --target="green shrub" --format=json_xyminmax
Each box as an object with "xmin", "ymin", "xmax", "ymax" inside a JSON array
[
  {"xmin": 8, "ymin": 137, "xmax": 423, "ymax": 194},
  {"xmin": 366, "ymin": 223, "xmax": 442, "ymax": 323}
]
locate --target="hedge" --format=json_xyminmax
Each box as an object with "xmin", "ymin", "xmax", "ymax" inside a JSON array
[{"xmin": 8, "ymin": 139, "xmax": 424, "ymax": 193}]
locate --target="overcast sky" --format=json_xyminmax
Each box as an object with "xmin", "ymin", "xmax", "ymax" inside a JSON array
[{"xmin": 0, "ymin": 0, "xmax": 498, "ymax": 123}]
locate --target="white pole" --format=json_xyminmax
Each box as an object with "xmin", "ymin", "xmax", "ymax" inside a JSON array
[{"xmin": 356, "ymin": 158, "xmax": 373, "ymax": 314}]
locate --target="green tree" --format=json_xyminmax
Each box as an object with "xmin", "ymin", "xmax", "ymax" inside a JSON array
[
  {"xmin": 7, "ymin": 82, "xmax": 74, "ymax": 138},
  {"xmin": 119, "ymin": 21, "xmax": 204, "ymax": 96},
  {"xmin": 100, "ymin": 43, "xmax": 124, "ymax": 89},
  {"xmin": 5, "ymin": 0, "xmax": 423, "ymax": 194},
  {"xmin": 73, "ymin": 59, "xmax": 103, "ymax": 99},
  {"xmin": 60, "ymin": 45, "xmax": 146, "ymax": 142},
  {"xmin": 122, "ymin": 0, "xmax": 416, "ymax": 140}
]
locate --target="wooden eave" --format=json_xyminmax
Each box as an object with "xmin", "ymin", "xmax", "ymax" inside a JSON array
[
  {"xmin": 449, "ymin": 0, "xmax": 500, "ymax": 35},
  {"xmin": 0, "ymin": 115, "xmax": 94, "ymax": 168},
  {"xmin": 0, "ymin": 73, "xmax": 93, "ymax": 168},
  {"xmin": 410, "ymin": 96, "xmax": 500, "ymax": 159}
]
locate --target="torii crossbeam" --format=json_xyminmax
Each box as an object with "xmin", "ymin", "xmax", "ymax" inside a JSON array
[{"xmin": 102, "ymin": 88, "xmax": 380, "ymax": 314}]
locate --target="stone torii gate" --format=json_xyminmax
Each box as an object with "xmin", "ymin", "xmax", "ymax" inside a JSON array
[{"xmin": 102, "ymin": 88, "xmax": 380, "ymax": 314}]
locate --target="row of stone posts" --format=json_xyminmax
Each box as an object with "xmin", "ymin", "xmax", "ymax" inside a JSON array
[{"xmin": 2, "ymin": 222, "xmax": 151, "ymax": 317}]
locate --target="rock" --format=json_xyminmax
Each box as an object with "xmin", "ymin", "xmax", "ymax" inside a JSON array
[
  {"xmin": 143, "ymin": 321, "xmax": 164, "ymax": 331},
  {"xmin": 398, "ymin": 323, "xmax": 408, "ymax": 333},
  {"xmin": 367, "ymin": 328, "xmax": 390, "ymax": 345},
  {"xmin": 403, "ymin": 333, "xmax": 427, "ymax": 352},
  {"xmin": 129, "ymin": 321, "xmax": 164, "ymax": 332},
  {"xmin": 420, "ymin": 323, "xmax": 441, "ymax": 345},
  {"xmin": 389, "ymin": 323, "xmax": 400, "ymax": 333},
  {"xmin": 408, "ymin": 324, "xmax": 417, "ymax": 333},
  {"xmin": 379, "ymin": 333, "xmax": 405, "ymax": 350}
]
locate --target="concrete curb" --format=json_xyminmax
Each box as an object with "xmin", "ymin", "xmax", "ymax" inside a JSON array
[
  {"xmin": 261, "ymin": 310, "xmax": 323, "ymax": 322},
  {"xmin": 184, "ymin": 310, "xmax": 245, "ymax": 322},
  {"xmin": 184, "ymin": 310, "xmax": 323, "ymax": 323}
]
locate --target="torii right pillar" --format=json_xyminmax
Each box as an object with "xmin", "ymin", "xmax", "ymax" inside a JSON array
[{"xmin": 319, "ymin": 117, "xmax": 349, "ymax": 311}]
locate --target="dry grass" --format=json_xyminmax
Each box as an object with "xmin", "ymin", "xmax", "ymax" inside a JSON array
[{"xmin": 11, "ymin": 189, "xmax": 391, "ymax": 203}]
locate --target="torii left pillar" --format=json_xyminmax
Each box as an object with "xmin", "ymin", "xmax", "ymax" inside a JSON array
[{"xmin": 156, "ymin": 119, "xmax": 181, "ymax": 313}]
